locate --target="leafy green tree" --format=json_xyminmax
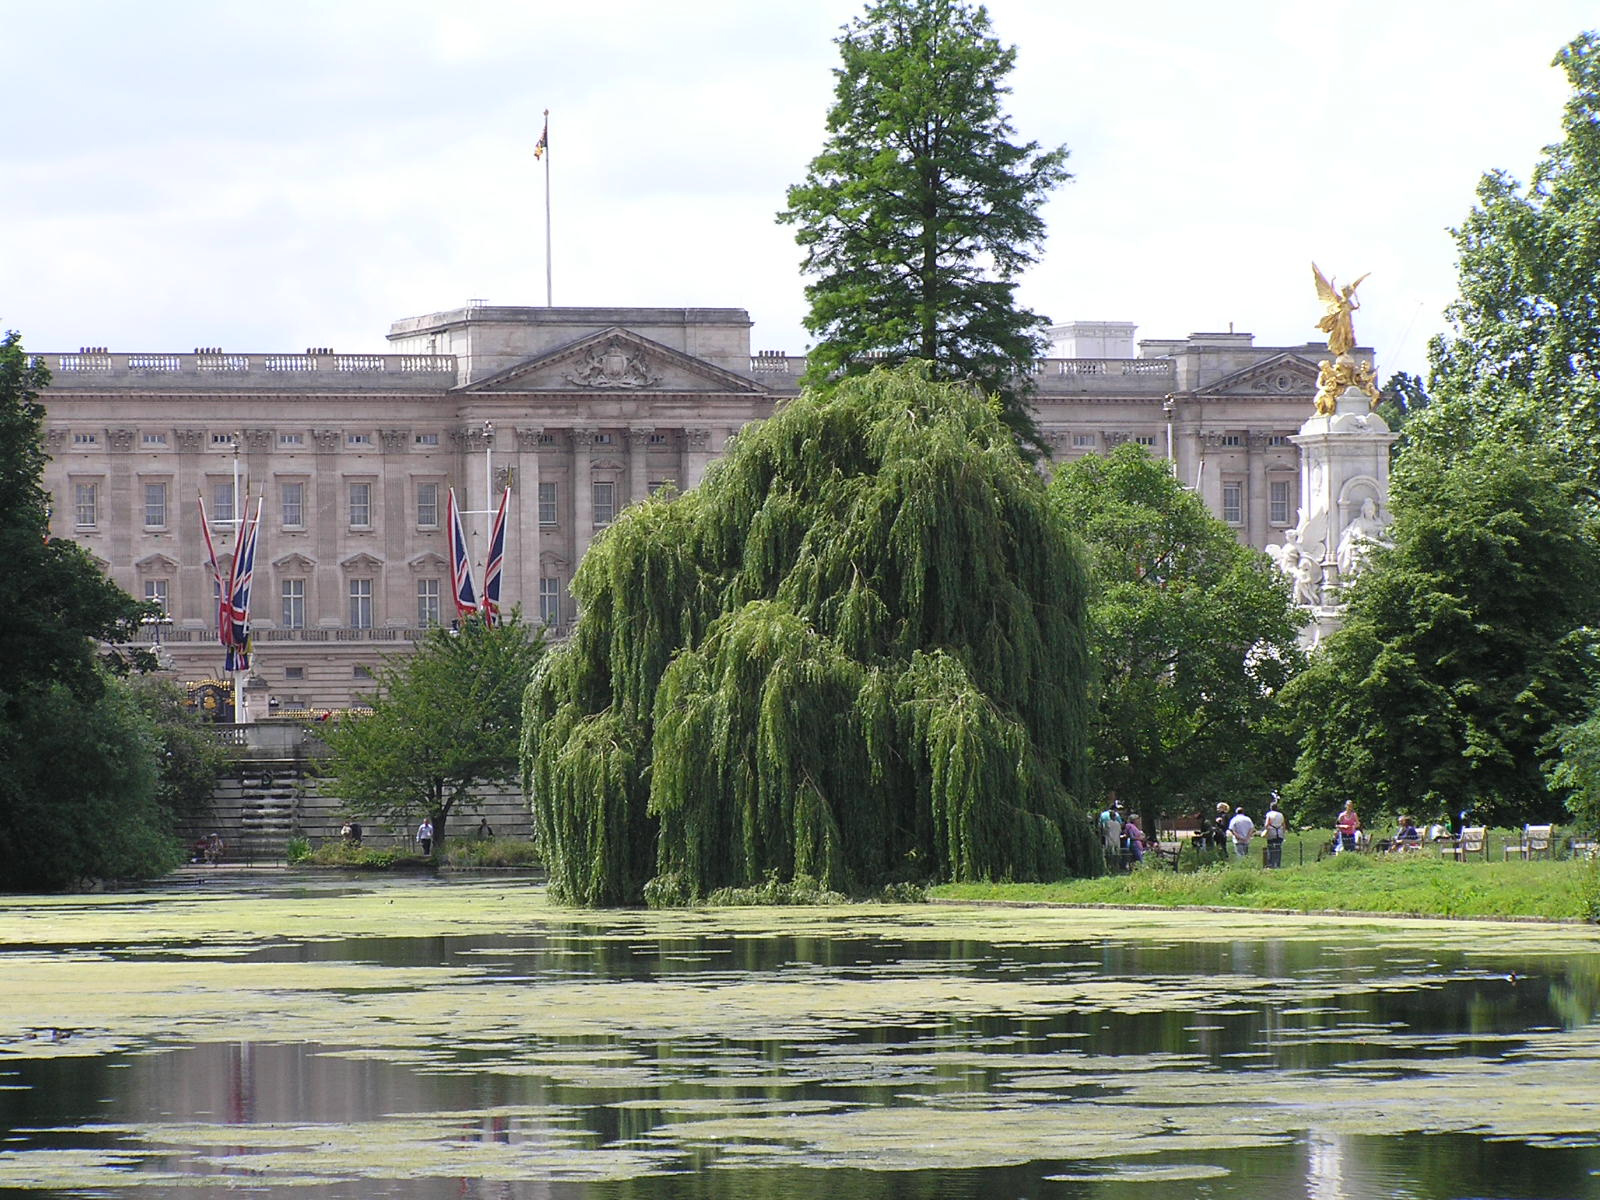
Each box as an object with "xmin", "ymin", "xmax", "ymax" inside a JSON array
[
  {"xmin": 3, "ymin": 677, "xmax": 183, "ymax": 891},
  {"xmin": 779, "ymin": 0, "xmax": 1070, "ymax": 453},
  {"xmin": 126, "ymin": 676, "xmax": 228, "ymax": 823},
  {"xmin": 321, "ymin": 615, "xmax": 544, "ymax": 856},
  {"xmin": 0, "ymin": 330, "xmax": 174, "ymax": 890},
  {"xmin": 1376, "ymin": 370, "xmax": 1431, "ymax": 435},
  {"xmin": 523, "ymin": 365, "xmax": 1097, "ymax": 906},
  {"xmin": 1049, "ymin": 445, "xmax": 1305, "ymax": 825},
  {"xmin": 1413, "ymin": 32, "xmax": 1600, "ymax": 479},
  {"xmin": 1282, "ymin": 438, "xmax": 1600, "ymax": 828},
  {"xmin": 1549, "ymin": 708, "xmax": 1600, "ymax": 834}
]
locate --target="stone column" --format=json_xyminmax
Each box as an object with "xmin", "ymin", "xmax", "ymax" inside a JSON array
[
  {"xmin": 378, "ymin": 427, "xmax": 410, "ymax": 626},
  {"xmin": 311, "ymin": 428, "xmax": 342, "ymax": 627},
  {"xmin": 626, "ymin": 427, "xmax": 653, "ymax": 506},
  {"xmin": 514, "ymin": 427, "xmax": 544, "ymax": 624},
  {"xmin": 683, "ymin": 427, "xmax": 713, "ymax": 490},
  {"xmin": 1247, "ymin": 430, "xmax": 1269, "ymax": 549},
  {"xmin": 105, "ymin": 428, "xmax": 137, "ymax": 599},
  {"xmin": 175, "ymin": 428, "xmax": 207, "ymax": 626},
  {"xmin": 569, "ymin": 427, "xmax": 596, "ymax": 566}
]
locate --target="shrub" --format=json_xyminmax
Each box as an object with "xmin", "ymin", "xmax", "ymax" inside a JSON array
[
  {"xmin": 284, "ymin": 837, "xmax": 311, "ymax": 864},
  {"xmin": 442, "ymin": 839, "xmax": 542, "ymax": 869}
]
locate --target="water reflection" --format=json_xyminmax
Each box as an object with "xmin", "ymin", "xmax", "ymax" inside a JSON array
[{"xmin": 1, "ymin": 878, "xmax": 1598, "ymax": 1198}]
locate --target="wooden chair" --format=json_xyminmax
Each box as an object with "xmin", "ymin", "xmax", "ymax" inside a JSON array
[
  {"xmin": 1448, "ymin": 826, "xmax": 1487, "ymax": 861},
  {"xmin": 1505, "ymin": 824, "xmax": 1554, "ymax": 860}
]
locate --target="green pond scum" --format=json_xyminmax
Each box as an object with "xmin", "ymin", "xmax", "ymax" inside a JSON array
[{"xmin": 1, "ymin": 875, "xmax": 1600, "ymax": 1197}]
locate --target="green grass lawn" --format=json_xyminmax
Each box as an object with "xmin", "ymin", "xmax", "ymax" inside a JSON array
[{"xmin": 930, "ymin": 850, "xmax": 1599, "ymax": 921}]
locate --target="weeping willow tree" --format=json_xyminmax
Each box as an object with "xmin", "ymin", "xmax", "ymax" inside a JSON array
[{"xmin": 523, "ymin": 366, "xmax": 1097, "ymax": 905}]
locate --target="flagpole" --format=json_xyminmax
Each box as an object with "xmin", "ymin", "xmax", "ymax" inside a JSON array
[{"xmin": 543, "ymin": 108, "xmax": 552, "ymax": 307}]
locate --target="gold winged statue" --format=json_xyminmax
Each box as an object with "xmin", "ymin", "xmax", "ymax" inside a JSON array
[{"xmin": 1312, "ymin": 262, "xmax": 1368, "ymax": 357}]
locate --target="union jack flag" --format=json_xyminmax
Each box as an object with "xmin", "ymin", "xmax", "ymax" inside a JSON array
[
  {"xmin": 447, "ymin": 488, "xmax": 479, "ymax": 621},
  {"xmin": 198, "ymin": 494, "xmax": 228, "ymax": 649},
  {"xmin": 481, "ymin": 487, "xmax": 511, "ymax": 627},
  {"xmin": 224, "ymin": 499, "xmax": 261, "ymax": 672}
]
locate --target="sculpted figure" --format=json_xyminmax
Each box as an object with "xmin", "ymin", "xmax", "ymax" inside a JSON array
[
  {"xmin": 1269, "ymin": 527, "xmax": 1323, "ymax": 607},
  {"xmin": 1312, "ymin": 263, "xmax": 1369, "ymax": 357},
  {"xmin": 1336, "ymin": 498, "xmax": 1392, "ymax": 580}
]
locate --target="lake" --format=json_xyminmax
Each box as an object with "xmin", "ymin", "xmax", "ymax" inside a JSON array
[{"xmin": 2, "ymin": 873, "xmax": 1599, "ymax": 1198}]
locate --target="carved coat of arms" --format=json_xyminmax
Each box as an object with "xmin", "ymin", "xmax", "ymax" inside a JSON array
[{"xmin": 567, "ymin": 338, "xmax": 660, "ymax": 389}]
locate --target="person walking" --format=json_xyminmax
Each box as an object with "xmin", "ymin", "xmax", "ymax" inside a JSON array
[
  {"xmin": 1261, "ymin": 799, "xmax": 1287, "ymax": 868},
  {"xmin": 1098, "ymin": 795, "xmax": 1125, "ymax": 868},
  {"xmin": 1227, "ymin": 807, "xmax": 1255, "ymax": 859},
  {"xmin": 416, "ymin": 816, "xmax": 434, "ymax": 857}
]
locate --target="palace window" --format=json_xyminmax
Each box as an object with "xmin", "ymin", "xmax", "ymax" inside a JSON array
[
  {"xmin": 417, "ymin": 578, "xmax": 441, "ymax": 627},
  {"xmin": 74, "ymin": 482, "xmax": 98, "ymax": 527},
  {"xmin": 73, "ymin": 432, "xmax": 97, "ymax": 446},
  {"xmin": 143, "ymin": 482, "xmax": 168, "ymax": 528},
  {"xmin": 211, "ymin": 482, "xmax": 234, "ymax": 524},
  {"xmin": 592, "ymin": 481, "xmax": 616, "ymax": 527},
  {"xmin": 414, "ymin": 432, "xmax": 440, "ymax": 447},
  {"xmin": 281, "ymin": 579, "xmax": 306, "ymax": 629},
  {"xmin": 538, "ymin": 481, "xmax": 558, "ymax": 527},
  {"xmin": 1073, "ymin": 433, "xmax": 1095, "ymax": 448},
  {"xmin": 1134, "ymin": 434, "xmax": 1158, "ymax": 447},
  {"xmin": 278, "ymin": 432, "xmax": 304, "ymax": 447},
  {"xmin": 141, "ymin": 432, "xmax": 167, "ymax": 448},
  {"xmin": 284, "ymin": 666, "xmax": 305, "ymax": 680},
  {"xmin": 1269, "ymin": 480, "xmax": 1293, "ymax": 526},
  {"xmin": 1220, "ymin": 434, "xmax": 1243, "ymax": 447},
  {"xmin": 349, "ymin": 482, "xmax": 372, "ymax": 528},
  {"xmin": 348, "ymin": 578, "xmax": 373, "ymax": 629},
  {"xmin": 416, "ymin": 482, "xmax": 439, "ymax": 528},
  {"xmin": 346, "ymin": 432, "xmax": 374, "ymax": 448},
  {"xmin": 539, "ymin": 577, "xmax": 561, "ymax": 627},
  {"xmin": 280, "ymin": 481, "xmax": 304, "ymax": 528},
  {"xmin": 1221, "ymin": 481, "xmax": 1244, "ymax": 525},
  {"xmin": 211, "ymin": 432, "xmax": 235, "ymax": 447},
  {"xmin": 143, "ymin": 578, "xmax": 169, "ymax": 615}
]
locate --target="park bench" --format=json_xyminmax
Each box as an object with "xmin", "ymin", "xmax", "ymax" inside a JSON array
[
  {"xmin": 1504, "ymin": 824, "xmax": 1554, "ymax": 860},
  {"xmin": 1443, "ymin": 826, "xmax": 1487, "ymax": 861},
  {"xmin": 1148, "ymin": 840, "xmax": 1183, "ymax": 869}
]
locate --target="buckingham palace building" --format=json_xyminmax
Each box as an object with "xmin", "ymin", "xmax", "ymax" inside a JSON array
[{"xmin": 36, "ymin": 303, "xmax": 1350, "ymax": 710}]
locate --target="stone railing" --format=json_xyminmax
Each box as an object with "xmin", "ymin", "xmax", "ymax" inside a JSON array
[
  {"xmin": 36, "ymin": 352, "xmax": 458, "ymax": 390},
  {"xmin": 746, "ymin": 352, "xmax": 1178, "ymax": 384}
]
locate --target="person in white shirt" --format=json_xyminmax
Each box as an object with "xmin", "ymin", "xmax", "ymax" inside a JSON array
[
  {"xmin": 1227, "ymin": 807, "xmax": 1255, "ymax": 859},
  {"xmin": 1261, "ymin": 799, "xmax": 1287, "ymax": 868},
  {"xmin": 416, "ymin": 817, "xmax": 434, "ymax": 857}
]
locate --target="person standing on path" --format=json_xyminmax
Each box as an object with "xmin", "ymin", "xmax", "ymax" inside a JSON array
[
  {"xmin": 1335, "ymin": 802, "xmax": 1361, "ymax": 854},
  {"xmin": 417, "ymin": 816, "xmax": 434, "ymax": 857},
  {"xmin": 1261, "ymin": 799, "xmax": 1287, "ymax": 868},
  {"xmin": 1227, "ymin": 807, "xmax": 1255, "ymax": 859}
]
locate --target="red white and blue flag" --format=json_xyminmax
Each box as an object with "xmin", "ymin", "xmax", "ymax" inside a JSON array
[
  {"xmin": 481, "ymin": 487, "xmax": 510, "ymax": 627},
  {"xmin": 447, "ymin": 488, "xmax": 479, "ymax": 621},
  {"xmin": 198, "ymin": 493, "xmax": 227, "ymax": 642},
  {"xmin": 223, "ymin": 499, "xmax": 261, "ymax": 671}
]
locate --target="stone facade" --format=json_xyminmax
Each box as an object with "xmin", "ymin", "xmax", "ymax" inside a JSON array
[{"xmin": 37, "ymin": 305, "xmax": 1355, "ymax": 708}]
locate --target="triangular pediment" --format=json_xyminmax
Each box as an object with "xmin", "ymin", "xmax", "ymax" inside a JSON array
[
  {"xmin": 1197, "ymin": 353, "xmax": 1320, "ymax": 399},
  {"xmin": 461, "ymin": 327, "xmax": 769, "ymax": 395},
  {"xmin": 135, "ymin": 553, "xmax": 180, "ymax": 573},
  {"xmin": 408, "ymin": 551, "xmax": 449, "ymax": 574},
  {"xmin": 340, "ymin": 552, "xmax": 384, "ymax": 573},
  {"xmin": 273, "ymin": 552, "xmax": 316, "ymax": 573}
]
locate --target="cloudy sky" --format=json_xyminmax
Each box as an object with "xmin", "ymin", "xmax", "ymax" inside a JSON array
[{"xmin": 1, "ymin": 1, "xmax": 1592, "ymax": 381}]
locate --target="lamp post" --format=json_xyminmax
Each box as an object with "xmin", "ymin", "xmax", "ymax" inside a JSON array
[{"xmin": 1162, "ymin": 395, "xmax": 1176, "ymax": 468}]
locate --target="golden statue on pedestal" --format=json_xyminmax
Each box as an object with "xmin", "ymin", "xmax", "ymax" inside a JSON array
[
  {"xmin": 1312, "ymin": 263, "xmax": 1368, "ymax": 356},
  {"xmin": 1311, "ymin": 264, "xmax": 1380, "ymax": 414}
]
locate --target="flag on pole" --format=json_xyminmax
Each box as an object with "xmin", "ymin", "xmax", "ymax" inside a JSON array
[
  {"xmin": 198, "ymin": 494, "xmax": 231, "ymax": 653},
  {"xmin": 534, "ymin": 111, "xmax": 548, "ymax": 160},
  {"xmin": 447, "ymin": 488, "xmax": 479, "ymax": 621},
  {"xmin": 481, "ymin": 487, "xmax": 511, "ymax": 627},
  {"xmin": 224, "ymin": 499, "xmax": 261, "ymax": 672}
]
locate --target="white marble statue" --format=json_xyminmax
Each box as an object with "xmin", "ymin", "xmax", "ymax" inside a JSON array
[
  {"xmin": 1268, "ymin": 526, "xmax": 1325, "ymax": 608},
  {"xmin": 1335, "ymin": 498, "xmax": 1393, "ymax": 581}
]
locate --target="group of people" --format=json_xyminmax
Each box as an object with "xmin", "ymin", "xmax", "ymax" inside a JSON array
[
  {"xmin": 1332, "ymin": 802, "xmax": 1455, "ymax": 853},
  {"xmin": 1096, "ymin": 794, "xmax": 1150, "ymax": 864},
  {"xmin": 1196, "ymin": 800, "xmax": 1289, "ymax": 866}
]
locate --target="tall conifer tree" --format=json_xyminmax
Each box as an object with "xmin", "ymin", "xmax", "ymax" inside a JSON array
[{"xmin": 779, "ymin": 0, "xmax": 1070, "ymax": 454}]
